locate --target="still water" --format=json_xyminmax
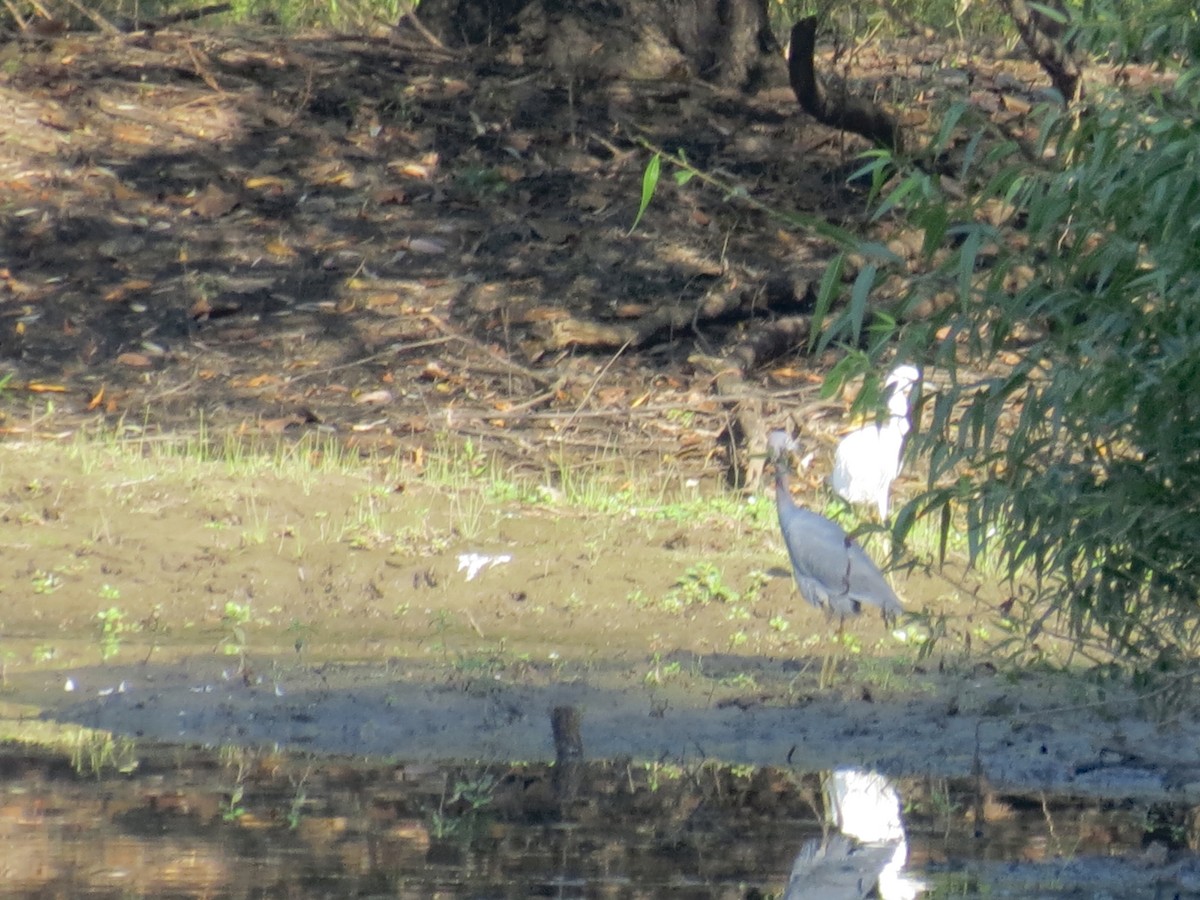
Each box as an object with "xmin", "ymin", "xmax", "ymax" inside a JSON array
[{"xmin": 0, "ymin": 740, "xmax": 1197, "ymax": 899}]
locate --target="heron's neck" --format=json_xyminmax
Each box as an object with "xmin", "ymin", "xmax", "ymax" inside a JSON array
[{"xmin": 774, "ymin": 469, "xmax": 797, "ymax": 509}]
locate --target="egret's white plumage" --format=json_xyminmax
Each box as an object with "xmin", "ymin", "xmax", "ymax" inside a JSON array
[{"xmin": 831, "ymin": 365, "xmax": 921, "ymax": 520}]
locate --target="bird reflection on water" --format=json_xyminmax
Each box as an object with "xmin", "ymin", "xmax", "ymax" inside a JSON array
[{"xmin": 783, "ymin": 768, "xmax": 925, "ymax": 900}]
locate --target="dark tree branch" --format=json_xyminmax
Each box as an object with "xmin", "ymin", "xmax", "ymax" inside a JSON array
[
  {"xmin": 787, "ymin": 17, "xmax": 904, "ymax": 153},
  {"xmin": 998, "ymin": 0, "xmax": 1083, "ymax": 103}
]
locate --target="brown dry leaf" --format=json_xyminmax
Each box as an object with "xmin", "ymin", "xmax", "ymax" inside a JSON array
[
  {"xmin": 103, "ymin": 279, "xmax": 153, "ymax": 303},
  {"xmin": 86, "ymin": 386, "xmax": 105, "ymax": 411},
  {"xmin": 572, "ymin": 189, "xmax": 609, "ymax": 212},
  {"xmin": 970, "ymin": 91, "xmax": 1002, "ymax": 113},
  {"xmin": 192, "ymin": 182, "xmax": 239, "ymax": 218},
  {"xmin": 595, "ymin": 387, "xmax": 627, "ymax": 407},
  {"xmin": 529, "ymin": 218, "xmax": 578, "ymax": 244},
  {"xmin": 371, "ymin": 185, "xmax": 408, "ymax": 205},
  {"xmin": 2, "ymin": 273, "xmax": 40, "ymax": 297},
  {"xmin": 27, "ymin": 382, "xmax": 68, "ymax": 393},
  {"xmin": 245, "ymin": 175, "xmax": 291, "ymax": 191},
  {"xmin": 110, "ymin": 123, "xmax": 156, "ymax": 146},
  {"xmin": 661, "ymin": 245, "xmax": 723, "ymax": 276},
  {"xmin": 388, "ymin": 160, "xmax": 432, "ymax": 179},
  {"xmin": 238, "ymin": 374, "xmax": 280, "ymax": 388},
  {"xmin": 116, "ymin": 352, "xmax": 153, "ymax": 368},
  {"xmin": 768, "ymin": 365, "xmax": 807, "ymax": 379},
  {"xmin": 978, "ymin": 198, "xmax": 1017, "ymax": 227},
  {"xmin": 260, "ymin": 415, "xmax": 303, "ymax": 434},
  {"xmin": 189, "ymin": 296, "xmax": 213, "ymax": 319},
  {"xmin": 612, "ymin": 303, "xmax": 650, "ymax": 319},
  {"xmin": 504, "ymin": 133, "xmax": 534, "ymax": 153},
  {"xmin": 266, "ymin": 239, "xmax": 297, "ymax": 260},
  {"xmin": 110, "ymin": 182, "xmax": 139, "ymax": 203},
  {"xmin": 307, "ymin": 161, "xmax": 357, "ymax": 187},
  {"xmin": 1001, "ymin": 94, "xmax": 1032, "ymax": 115},
  {"xmin": 421, "ymin": 361, "xmax": 453, "ymax": 381},
  {"xmin": 365, "ymin": 292, "xmax": 403, "ymax": 309},
  {"xmin": 356, "ymin": 389, "xmax": 394, "ymax": 405},
  {"xmin": 516, "ymin": 306, "xmax": 568, "ymax": 324}
]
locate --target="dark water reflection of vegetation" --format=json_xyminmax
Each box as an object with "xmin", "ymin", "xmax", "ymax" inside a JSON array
[{"xmin": 0, "ymin": 742, "xmax": 1194, "ymax": 898}]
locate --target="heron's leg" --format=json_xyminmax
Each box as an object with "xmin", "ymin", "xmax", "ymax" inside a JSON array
[{"xmin": 818, "ymin": 615, "xmax": 846, "ymax": 689}]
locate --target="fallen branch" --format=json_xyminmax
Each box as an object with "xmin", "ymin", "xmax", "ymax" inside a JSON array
[
  {"xmin": 137, "ymin": 3, "xmax": 232, "ymax": 31},
  {"xmin": 531, "ymin": 273, "xmax": 813, "ymax": 353}
]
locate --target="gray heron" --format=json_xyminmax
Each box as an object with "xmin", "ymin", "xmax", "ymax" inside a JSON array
[{"xmin": 767, "ymin": 430, "xmax": 902, "ymax": 622}]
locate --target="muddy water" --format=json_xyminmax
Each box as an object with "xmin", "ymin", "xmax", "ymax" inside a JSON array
[{"xmin": 1, "ymin": 742, "xmax": 1198, "ymax": 899}]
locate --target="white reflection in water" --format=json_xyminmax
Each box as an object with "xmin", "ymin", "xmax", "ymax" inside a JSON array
[{"xmin": 785, "ymin": 767, "xmax": 925, "ymax": 900}]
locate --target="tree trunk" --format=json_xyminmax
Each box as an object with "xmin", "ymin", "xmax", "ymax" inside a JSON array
[
  {"xmin": 407, "ymin": 0, "xmax": 786, "ymax": 92},
  {"xmin": 997, "ymin": 0, "xmax": 1082, "ymax": 102}
]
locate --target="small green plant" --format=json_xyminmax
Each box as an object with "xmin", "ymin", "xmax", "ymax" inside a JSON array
[
  {"xmin": 429, "ymin": 808, "xmax": 461, "ymax": 839},
  {"xmin": 287, "ymin": 770, "xmax": 311, "ymax": 829},
  {"xmin": 221, "ymin": 784, "xmax": 246, "ymax": 823},
  {"xmin": 450, "ymin": 772, "xmax": 497, "ymax": 812},
  {"xmin": 96, "ymin": 607, "xmax": 129, "ymax": 661},
  {"xmin": 31, "ymin": 570, "xmax": 62, "ymax": 595},
  {"xmin": 644, "ymin": 651, "xmax": 683, "ymax": 686},
  {"xmin": 719, "ymin": 671, "xmax": 759, "ymax": 691},
  {"xmin": 663, "ymin": 562, "xmax": 740, "ymax": 610},
  {"xmin": 426, "ymin": 769, "xmax": 498, "ymax": 841},
  {"xmin": 31, "ymin": 644, "xmax": 57, "ymax": 663},
  {"xmin": 219, "ymin": 601, "xmax": 253, "ymax": 664},
  {"xmin": 67, "ymin": 726, "xmax": 138, "ymax": 777},
  {"xmin": 644, "ymin": 761, "xmax": 684, "ymax": 792},
  {"xmin": 627, "ymin": 588, "xmax": 651, "ymax": 608}
]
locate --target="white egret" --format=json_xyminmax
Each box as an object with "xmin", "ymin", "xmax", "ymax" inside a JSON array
[{"xmin": 830, "ymin": 365, "xmax": 921, "ymax": 520}]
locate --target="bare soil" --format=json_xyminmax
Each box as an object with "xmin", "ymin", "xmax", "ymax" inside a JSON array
[{"xmin": 2, "ymin": 25, "xmax": 1198, "ymax": 803}]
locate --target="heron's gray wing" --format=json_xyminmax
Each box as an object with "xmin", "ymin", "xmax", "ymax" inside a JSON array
[
  {"xmin": 778, "ymin": 507, "xmax": 860, "ymax": 613},
  {"xmin": 779, "ymin": 506, "xmax": 901, "ymax": 617},
  {"xmin": 783, "ymin": 833, "xmax": 893, "ymax": 900},
  {"xmin": 843, "ymin": 542, "xmax": 903, "ymax": 617}
]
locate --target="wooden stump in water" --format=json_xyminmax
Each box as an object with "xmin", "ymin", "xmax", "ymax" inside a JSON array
[{"xmin": 551, "ymin": 705, "xmax": 583, "ymax": 806}]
